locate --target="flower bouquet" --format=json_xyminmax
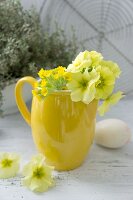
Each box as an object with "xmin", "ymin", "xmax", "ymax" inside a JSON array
[{"xmin": 32, "ymin": 50, "xmax": 123, "ymax": 116}]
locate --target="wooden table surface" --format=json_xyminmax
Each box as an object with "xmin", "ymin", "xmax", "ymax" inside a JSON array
[{"xmin": 0, "ymin": 97, "xmax": 133, "ymax": 200}]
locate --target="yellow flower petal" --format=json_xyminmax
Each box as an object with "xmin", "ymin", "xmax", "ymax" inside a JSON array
[
  {"xmin": 71, "ymin": 88, "xmax": 83, "ymax": 102},
  {"xmin": 96, "ymin": 85, "xmax": 114, "ymax": 99},
  {"xmin": 41, "ymin": 88, "xmax": 48, "ymax": 97},
  {"xmin": 108, "ymin": 91, "xmax": 124, "ymax": 105},
  {"xmin": 41, "ymin": 80, "xmax": 47, "ymax": 87},
  {"xmin": 100, "ymin": 60, "xmax": 121, "ymax": 78},
  {"xmin": 98, "ymin": 91, "xmax": 124, "ymax": 116},
  {"xmin": 98, "ymin": 101, "xmax": 109, "ymax": 116},
  {"xmin": 67, "ymin": 70, "xmax": 99, "ymax": 104},
  {"xmin": 38, "ymin": 68, "xmax": 52, "ymax": 78},
  {"xmin": 31, "ymin": 154, "xmax": 45, "ymax": 164},
  {"xmin": 90, "ymin": 51, "xmax": 103, "ymax": 65},
  {"xmin": 29, "ymin": 178, "xmax": 49, "ymax": 192},
  {"xmin": 82, "ymin": 84, "xmax": 96, "ymax": 104},
  {"xmin": 95, "ymin": 66, "xmax": 115, "ymax": 99}
]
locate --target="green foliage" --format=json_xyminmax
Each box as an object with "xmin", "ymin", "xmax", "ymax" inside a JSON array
[
  {"xmin": 0, "ymin": 0, "xmax": 78, "ymax": 111},
  {"xmin": 0, "ymin": 0, "xmax": 44, "ymax": 80}
]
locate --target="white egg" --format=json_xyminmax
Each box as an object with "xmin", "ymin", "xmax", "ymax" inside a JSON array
[{"xmin": 95, "ymin": 119, "xmax": 131, "ymax": 148}]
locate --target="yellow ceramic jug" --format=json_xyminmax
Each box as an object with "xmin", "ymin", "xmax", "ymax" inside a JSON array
[{"xmin": 15, "ymin": 76, "xmax": 98, "ymax": 171}]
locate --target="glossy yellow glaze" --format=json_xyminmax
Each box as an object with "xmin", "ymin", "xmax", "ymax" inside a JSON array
[{"xmin": 15, "ymin": 76, "xmax": 98, "ymax": 171}]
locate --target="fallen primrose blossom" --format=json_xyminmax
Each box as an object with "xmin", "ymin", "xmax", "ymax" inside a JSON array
[
  {"xmin": 0, "ymin": 152, "xmax": 20, "ymax": 179},
  {"xmin": 0, "ymin": 153, "xmax": 55, "ymax": 193},
  {"xmin": 22, "ymin": 154, "xmax": 55, "ymax": 193}
]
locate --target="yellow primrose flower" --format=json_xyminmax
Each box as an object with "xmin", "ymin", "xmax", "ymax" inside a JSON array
[
  {"xmin": 100, "ymin": 60, "xmax": 121, "ymax": 78},
  {"xmin": 95, "ymin": 66, "xmax": 115, "ymax": 99},
  {"xmin": 40, "ymin": 80, "xmax": 47, "ymax": 87},
  {"xmin": 64, "ymin": 72, "xmax": 72, "ymax": 81},
  {"xmin": 32, "ymin": 89, "xmax": 42, "ymax": 101},
  {"xmin": 33, "ymin": 80, "xmax": 47, "ymax": 97},
  {"xmin": 38, "ymin": 68, "xmax": 52, "ymax": 78},
  {"xmin": 34, "ymin": 81, "xmax": 39, "ymax": 88},
  {"xmin": 56, "ymin": 66, "xmax": 66, "ymax": 74},
  {"xmin": 0, "ymin": 152, "xmax": 20, "ymax": 179},
  {"xmin": 67, "ymin": 69, "xmax": 100, "ymax": 104},
  {"xmin": 32, "ymin": 89, "xmax": 38, "ymax": 96},
  {"xmin": 41, "ymin": 87, "xmax": 48, "ymax": 97},
  {"xmin": 22, "ymin": 154, "xmax": 54, "ymax": 193},
  {"xmin": 67, "ymin": 50, "xmax": 92, "ymax": 73},
  {"xmin": 53, "ymin": 66, "xmax": 66, "ymax": 79},
  {"xmin": 98, "ymin": 91, "xmax": 124, "ymax": 116}
]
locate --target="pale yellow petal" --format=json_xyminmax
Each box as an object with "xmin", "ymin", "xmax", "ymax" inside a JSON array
[
  {"xmin": 100, "ymin": 60, "xmax": 121, "ymax": 78},
  {"xmin": 82, "ymin": 85, "xmax": 96, "ymax": 104},
  {"xmin": 31, "ymin": 178, "xmax": 50, "ymax": 192},
  {"xmin": 67, "ymin": 80, "xmax": 79, "ymax": 90},
  {"xmin": 96, "ymin": 84, "xmax": 114, "ymax": 99},
  {"xmin": 22, "ymin": 175, "xmax": 32, "ymax": 187},
  {"xmin": 98, "ymin": 91, "xmax": 124, "ymax": 116},
  {"xmin": 71, "ymin": 88, "xmax": 83, "ymax": 102},
  {"xmin": 67, "ymin": 64, "xmax": 75, "ymax": 72},
  {"xmin": 80, "ymin": 60, "xmax": 91, "ymax": 69},
  {"xmin": 98, "ymin": 101, "xmax": 109, "ymax": 116},
  {"xmin": 102, "ymin": 85, "xmax": 114, "ymax": 99},
  {"xmin": 0, "ymin": 165, "xmax": 18, "ymax": 179},
  {"xmin": 22, "ymin": 163, "xmax": 33, "ymax": 177},
  {"xmin": 31, "ymin": 154, "xmax": 45, "ymax": 164},
  {"xmin": 109, "ymin": 91, "xmax": 124, "ymax": 105}
]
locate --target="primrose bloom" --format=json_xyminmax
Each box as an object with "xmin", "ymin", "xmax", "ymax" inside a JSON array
[
  {"xmin": 41, "ymin": 88, "xmax": 48, "ymax": 96},
  {"xmin": 55, "ymin": 66, "xmax": 66, "ymax": 75},
  {"xmin": 0, "ymin": 152, "xmax": 20, "ymax": 179},
  {"xmin": 22, "ymin": 154, "xmax": 54, "ymax": 193},
  {"xmin": 53, "ymin": 66, "xmax": 66, "ymax": 79},
  {"xmin": 30, "ymin": 49, "xmax": 123, "ymax": 116},
  {"xmin": 40, "ymin": 80, "xmax": 47, "ymax": 87},
  {"xmin": 32, "ymin": 89, "xmax": 38, "ymax": 97},
  {"xmin": 100, "ymin": 60, "xmax": 121, "ymax": 78},
  {"xmin": 98, "ymin": 91, "xmax": 124, "ymax": 116},
  {"xmin": 67, "ymin": 50, "xmax": 92, "ymax": 73},
  {"xmin": 67, "ymin": 69, "xmax": 100, "ymax": 104},
  {"xmin": 67, "ymin": 50, "xmax": 103, "ymax": 73},
  {"xmin": 95, "ymin": 66, "xmax": 115, "ymax": 99},
  {"xmin": 38, "ymin": 68, "xmax": 52, "ymax": 79}
]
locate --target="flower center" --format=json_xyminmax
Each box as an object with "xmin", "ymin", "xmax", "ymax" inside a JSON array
[
  {"xmin": 79, "ymin": 79, "xmax": 88, "ymax": 89},
  {"xmin": 88, "ymin": 67, "xmax": 92, "ymax": 72},
  {"xmin": 1, "ymin": 159, "xmax": 13, "ymax": 167},
  {"xmin": 81, "ymin": 67, "xmax": 92, "ymax": 74},
  {"xmin": 33, "ymin": 167, "xmax": 44, "ymax": 179}
]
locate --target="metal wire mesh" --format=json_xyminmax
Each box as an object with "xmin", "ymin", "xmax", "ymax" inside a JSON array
[{"xmin": 28, "ymin": 0, "xmax": 133, "ymax": 95}]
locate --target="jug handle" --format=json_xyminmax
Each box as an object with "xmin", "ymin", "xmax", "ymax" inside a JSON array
[{"xmin": 15, "ymin": 76, "xmax": 36, "ymax": 126}]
